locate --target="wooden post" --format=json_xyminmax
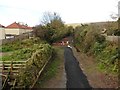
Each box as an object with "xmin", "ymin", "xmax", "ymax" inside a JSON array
[
  {"xmin": 10, "ymin": 63, "xmax": 13, "ymax": 75},
  {"xmin": 2, "ymin": 64, "xmax": 5, "ymax": 75}
]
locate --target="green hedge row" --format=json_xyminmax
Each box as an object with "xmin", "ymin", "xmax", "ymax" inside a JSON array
[
  {"xmin": 16, "ymin": 44, "xmax": 53, "ymax": 87},
  {"xmin": 74, "ymin": 24, "xmax": 119, "ymax": 73}
]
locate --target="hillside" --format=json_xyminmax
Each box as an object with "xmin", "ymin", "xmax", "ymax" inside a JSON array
[
  {"xmin": 65, "ymin": 21, "xmax": 117, "ymax": 28},
  {"xmin": 66, "ymin": 23, "xmax": 81, "ymax": 28}
]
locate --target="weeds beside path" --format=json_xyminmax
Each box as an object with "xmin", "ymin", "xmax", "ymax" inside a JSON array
[
  {"xmin": 33, "ymin": 46, "xmax": 118, "ymax": 89},
  {"xmin": 34, "ymin": 46, "xmax": 66, "ymax": 88},
  {"xmin": 72, "ymin": 47, "xmax": 118, "ymax": 88}
]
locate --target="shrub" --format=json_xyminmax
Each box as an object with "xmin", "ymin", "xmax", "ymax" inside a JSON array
[
  {"xmin": 17, "ymin": 44, "xmax": 53, "ymax": 87},
  {"xmin": 113, "ymin": 29, "xmax": 120, "ymax": 36},
  {"xmin": 1, "ymin": 45, "xmax": 14, "ymax": 52},
  {"xmin": 96, "ymin": 43, "xmax": 118, "ymax": 72},
  {"xmin": 94, "ymin": 34, "xmax": 105, "ymax": 43},
  {"xmin": 92, "ymin": 42, "xmax": 104, "ymax": 55},
  {"xmin": 74, "ymin": 22, "xmax": 118, "ymax": 73}
]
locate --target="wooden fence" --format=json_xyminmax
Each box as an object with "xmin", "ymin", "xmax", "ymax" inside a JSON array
[
  {"xmin": 0, "ymin": 56, "xmax": 52, "ymax": 89},
  {"xmin": 30, "ymin": 56, "xmax": 51, "ymax": 88},
  {"xmin": 0, "ymin": 60, "xmax": 29, "ymax": 90},
  {"xmin": 0, "ymin": 60, "xmax": 29, "ymax": 76}
]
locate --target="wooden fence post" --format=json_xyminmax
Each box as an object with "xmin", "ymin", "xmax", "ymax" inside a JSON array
[
  {"xmin": 10, "ymin": 62, "xmax": 13, "ymax": 75},
  {"xmin": 2, "ymin": 64, "xmax": 5, "ymax": 75}
]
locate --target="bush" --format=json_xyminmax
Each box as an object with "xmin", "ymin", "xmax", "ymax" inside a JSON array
[
  {"xmin": 17, "ymin": 44, "xmax": 53, "ymax": 87},
  {"xmin": 113, "ymin": 29, "xmax": 120, "ymax": 36},
  {"xmin": 33, "ymin": 12, "xmax": 71, "ymax": 44},
  {"xmin": 92, "ymin": 42, "xmax": 105, "ymax": 55},
  {"xmin": 1, "ymin": 45, "xmax": 15, "ymax": 52},
  {"xmin": 96, "ymin": 43, "xmax": 118, "ymax": 72},
  {"xmin": 74, "ymin": 22, "xmax": 118, "ymax": 73},
  {"xmin": 1, "ymin": 38, "xmax": 46, "ymax": 53},
  {"xmin": 94, "ymin": 34, "xmax": 105, "ymax": 43}
]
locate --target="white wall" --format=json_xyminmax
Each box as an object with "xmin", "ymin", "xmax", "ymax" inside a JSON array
[
  {"xmin": 106, "ymin": 36, "xmax": 120, "ymax": 43},
  {"xmin": 0, "ymin": 28, "xmax": 5, "ymax": 39},
  {"xmin": 25, "ymin": 29, "xmax": 33, "ymax": 33},
  {"xmin": 5, "ymin": 28, "xmax": 33, "ymax": 35},
  {"xmin": 19, "ymin": 29, "xmax": 26, "ymax": 34}
]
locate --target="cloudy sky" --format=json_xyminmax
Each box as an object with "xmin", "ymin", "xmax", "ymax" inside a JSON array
[{"xmin": 0, "ymin": 0, "xmax": 119, "ymax": 26}]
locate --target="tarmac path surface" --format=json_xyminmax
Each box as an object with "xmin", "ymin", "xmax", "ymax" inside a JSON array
[{"xmin": 64, "ymin": 47, "xmax": 92, "ymax": 89}]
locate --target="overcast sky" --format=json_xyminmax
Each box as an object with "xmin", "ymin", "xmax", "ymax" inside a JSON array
[{"xmin": 0, "ymin": 0, "xmax": 119, "ymax": 26}]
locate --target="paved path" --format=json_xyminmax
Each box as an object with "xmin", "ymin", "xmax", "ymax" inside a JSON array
[{"xmin": 64, "ymin": 47, "xmax": 92, "ymax": 88}]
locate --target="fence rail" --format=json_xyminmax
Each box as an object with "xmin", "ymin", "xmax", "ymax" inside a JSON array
[
  {"xmin": 30, "ymin": 56, "xmax": 51, "ymax": 89},
  {"xmin": 0, "ymin": 60, "xmax": 29, "ymax": 90},
  {"xmin": 0, "ymin": 60, "xmax": 29, "ymax": 76},
  {"xmin": 0, "ymin": 56, "xmax": 52, "ymax": 89}
]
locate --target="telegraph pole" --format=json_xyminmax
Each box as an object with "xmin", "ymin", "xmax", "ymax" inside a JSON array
[
  {"xmin": 118, "ymin": 1, "xmax": 120, "ymax": 89},
  {"xmin": 118, "ymin": 1, "xmax": 120, "ymax": 29}
]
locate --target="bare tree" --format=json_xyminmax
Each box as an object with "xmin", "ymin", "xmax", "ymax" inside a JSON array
[
  {"xmin": 110, "ymin": 1, "xmax": 120, "ymax": 21},
  {"xmin": 41, "ymin": 12, "xmax": 62, "ymax": 25},
  {"xmin": 110, "ymin": 13, "xmax": 118, "ymax": 20}
]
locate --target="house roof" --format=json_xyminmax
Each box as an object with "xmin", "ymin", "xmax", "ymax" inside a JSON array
[
  {"xmin": 0, "ymin": 24, "xmax": 5, "ymax": 28},
  {"xmin": 6, "ymin": 22, "xmax": 32, "ymax": 29},
  {"xmin": 6, "ymin": 22, "xmax": 23, "ymax": 29},
  {"xmin": 27, "ymin": 26, "xmax": 33, "ymax": 30}
]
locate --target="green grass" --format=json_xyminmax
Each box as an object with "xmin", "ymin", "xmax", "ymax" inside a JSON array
[
  {"xmin": 35, "ymin": 46, "xmax": 64, "ymax": 88},
  {"xmin": 0, "ymin": 38, "xmax": 46, "ymax": 61},
  {"xmin": 97, "ymin": 62, "xmax": 118, "ymax": 75},
  {"xmin": 0, "ymin": 46, "xmax": 13, "ymax": 52},
  {"xmin": 37, "ymin": 57, "xmax": 60, "ymax": 87},
  {"xmin": 0, "ymin": 55, "xmax": 12, "ymax": 61},
  {"xmin": 0, "ymin": 48, "xmax": 33, "ymax": 61},
  {"xmin": 0, "ymin": 38, "xmax": 45, "ymax": 53}
]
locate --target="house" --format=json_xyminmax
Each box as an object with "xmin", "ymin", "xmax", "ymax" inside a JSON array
[
  {"xmin": 0, "ymin": 24, "xmax": 5, "ymax": 39},
  {"xmin": 5, "ymin": 22, "xmax": 33, "ymax": 35},
  {"xmin": 18, "ymin": 22, "xmax": 33, "ymax": 33}
]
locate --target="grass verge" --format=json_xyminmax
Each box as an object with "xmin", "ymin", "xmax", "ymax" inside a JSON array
[{"xmin": 34, "ymin": 46, "xmax": 64, "ymax": 88}]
